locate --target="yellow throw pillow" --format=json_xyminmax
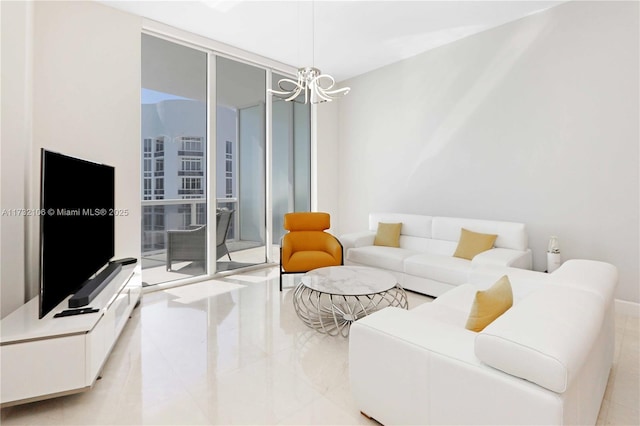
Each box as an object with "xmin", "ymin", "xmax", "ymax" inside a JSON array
[
  {"xmin": 453, "ymin": 228, "xmax": 498, "ymax": 260},
  {"xmin": 374, "ymin": 222, "xmax": 402, "ymax": 247},
  {"xmin": 465, "ymin": 275, "xmax": 513, "ymax": 332}
]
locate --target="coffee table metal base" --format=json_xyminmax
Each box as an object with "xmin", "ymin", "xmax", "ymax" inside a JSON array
[{"xmin": 293, "ymin": 283, "xmax": 408, "ymax": 337}]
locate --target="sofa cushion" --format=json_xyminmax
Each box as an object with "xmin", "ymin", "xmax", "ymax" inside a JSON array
[
  {"xmin": 404, "ymin": 253, "xmax": 471, "ymax": 285},
  {"xmin": 409, "ymin": 301, "xmax": 471, "ymax": 328},
  {"xmin": 432, "ymin": 283, "xmax": 478, "ymax": 311},
  {"xmin": 453, "ymin": 228, "xmax": 497, "ymax": 260},
  {"xmin": 425, "ymin": 239, "xmax": 458, "ymax": 256},
  {"xmin": 468, "ymin": 266, "xmax": 550, "ymax": 302},
  {"xmin": 474, "ymin": 285, "xmax": 604, "ymax": 393},
  {"xmin": 432, "ymin": 217, "xmax": 528, "ymax": 251},
  {"xmin": 369, "ymin": 213, "xmax": 432, "ymax": 238},
  {"xmin": 396, "ymin": 235, "xmax": 431, "ymax": 252},
  {"xmin": 465, "ymin": 275, "xmax": 513, "ymax": 332},
  {"xmin": 418, "ymin": 284, "xmax": 480, "ymax": 327},
  {"xmin": 347, "ymin": 246, "xmax": 418, "ymax": 273},
  {"xmin": 374, "ymin": 222, "xmax": 402, "ymax": 247}
]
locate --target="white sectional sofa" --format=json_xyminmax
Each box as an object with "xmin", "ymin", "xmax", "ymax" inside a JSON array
[
  {"xmin": 349, "ymin": 259, "xmax": 618, "ymax": 425},
  {"xmin": 340, "ymin": 213, "xmax": 532, "ymax": 297}
]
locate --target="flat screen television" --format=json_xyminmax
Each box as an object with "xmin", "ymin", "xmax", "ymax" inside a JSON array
[{"xmin": 39, "ymin": 149, "xmax": 115, "ymax": 318}]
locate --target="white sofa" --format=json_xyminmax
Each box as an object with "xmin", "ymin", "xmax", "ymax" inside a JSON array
[
  {"xmin": 349, "ymin": 259, "xmax": 618, "ymax": 425},
  {"xmin": 340, "ymin": 213, "xmax": 532, "ymax": 296}
]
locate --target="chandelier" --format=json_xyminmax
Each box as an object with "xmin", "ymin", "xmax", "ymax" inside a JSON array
[
  {"xmin": 268, "ymin": 2, "xmax": 350, "ymax": 104},
  {"xmin": 270, "ymin": 67, "xmax": 350, "ymax": 104}
]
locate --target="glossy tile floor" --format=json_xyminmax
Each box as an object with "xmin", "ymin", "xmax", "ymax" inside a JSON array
[
  {"xmin": 2, "ymin": 266, "xmax": 639, "ymax": 425},
  {"xmin": 141, "ymin": 244, "xmax": 268, "ymax": 286}
]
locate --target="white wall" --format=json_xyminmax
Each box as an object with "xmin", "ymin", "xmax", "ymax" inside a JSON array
[
  {"xmin": 1, "ymin": 1, "xmax": 142, "ymax": 317},
  {"xmin": 333, "ymin": 1, "xmax": 639, "ymax": 303},
  {"xmin": 315, "ymin": 100, "xmax": 340, "ymax": 233},
  {"xmin": 0, "ymin": 0, "xmax": 32, "ymax": 318}
]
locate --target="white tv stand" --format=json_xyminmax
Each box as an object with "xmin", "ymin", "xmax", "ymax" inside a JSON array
[{"xmin": 0, "ymin": 264, "xmax": 142, "ymax": 407}]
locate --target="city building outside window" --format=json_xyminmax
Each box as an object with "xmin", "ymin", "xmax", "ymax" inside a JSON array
[{"xmin": 155, "ymin": 137, "xmax": 164, "ymax": 154}]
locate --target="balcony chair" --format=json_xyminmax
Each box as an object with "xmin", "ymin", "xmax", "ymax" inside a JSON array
[
  {"xmin": 166, "ymin": 224, "xmax": 206, "ymax": 271},
  {"xmin": 216, "ymin": 208, "xmax": 234, "ymax": 261},
  {"xmin": 165, "ymin": 208, "xmax": 235, "ymax": 271},
  {"xmin": 279, "ymin": 212, "xmax": 343, "ymax": 291}
]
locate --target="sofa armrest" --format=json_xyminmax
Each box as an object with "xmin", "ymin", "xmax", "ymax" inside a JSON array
[
  {"xmin": 339, "ymin": 231, "xmax": 375, "ymax": 251},
  {"xmin": 349, "ymin": 307, "xmax": 564, "ymax": 425},
  {"xmin": 471, "ymin": 248, "xmax": 532, "ymax": 269},
  {"xmin": 549, "ymin": 259, "xmax": 618, "ymax": 304},
  {"xmin": 476, "ymin": 285, "xmax": 605, "ymax": 393},
  {"xmin": 351, "ymin": 307, "xmax": 479, "ymax": 361},
  {"xmin": 349, "ymin": 307, "xmax": 479, "ymax": 425}
]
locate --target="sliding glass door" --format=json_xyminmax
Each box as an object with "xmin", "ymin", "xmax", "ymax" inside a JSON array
[
  {"xmin": 141, "ymin": 34, "xmax": 208, "ymax": 286},
  {"xmin": 140, "ymin": 34, "xmax": 311, "ymax": 285},
  {"xmin": 215, "ymin": 57, "xmax": 267, "ymax": 270}
]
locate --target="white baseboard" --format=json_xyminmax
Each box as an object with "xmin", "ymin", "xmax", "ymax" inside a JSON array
[{"xmin": 615, "ymin": 299, "xmax": 640, "ymax": 317}]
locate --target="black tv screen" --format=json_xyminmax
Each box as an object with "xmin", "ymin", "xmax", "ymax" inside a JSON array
[{"xmin": 39, "ymin": 149, "xmax": 115, "ymax": 318}]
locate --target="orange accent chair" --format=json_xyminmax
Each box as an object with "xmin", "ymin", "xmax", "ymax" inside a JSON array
[{"xmin": 280, "ymin": 212, "xmax": 343, "ymax": 291}]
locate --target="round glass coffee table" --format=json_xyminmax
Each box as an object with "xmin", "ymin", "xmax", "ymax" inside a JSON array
[{"xmin": 293, "ymin": 265, "xmax": 408, "ymax": 337}]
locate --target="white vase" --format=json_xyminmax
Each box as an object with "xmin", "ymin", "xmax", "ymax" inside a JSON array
[
  {"xmin": 547, "ymin": 252, "xmax": 562, "ymax": 273},
  {"xmin": 548, "ymin": 236, "xmax": 560, "ymax": 254}
]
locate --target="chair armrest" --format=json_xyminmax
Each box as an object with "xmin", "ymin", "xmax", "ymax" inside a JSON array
[
  {"xmin": 280, "ymin": 236, "xmax": 291, "ymax": 266},
  {"xmin": 325, "ymin": 234, "xmax": 344, "ymax": 264},
  {"xmin": 167, "ymin": 225, "xmax": 205, "ymax": 244},
  {"xmin": 471, "ymin": 248, "xmax": 532, "ymax": 269},
  {"xmin": 167, "ymin": 224, "xmax": 205, "ymax": 235},
  {"xmin": 339, "ymin": 231, "xmax": 375, "ymax": 250}
]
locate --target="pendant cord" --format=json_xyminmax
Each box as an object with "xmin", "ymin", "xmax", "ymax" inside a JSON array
[
  {"xmin": 267, "ymin": 0, "xmax": 350, "ymax": 104},
  {"xmin": 297, "ymin": 0, "xmax": 301, "ymax": 69}
]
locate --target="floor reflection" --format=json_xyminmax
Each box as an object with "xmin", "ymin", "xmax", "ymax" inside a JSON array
[{"xmin": 2, "ymin": 267, "xmax": 635, "ymax": 425}]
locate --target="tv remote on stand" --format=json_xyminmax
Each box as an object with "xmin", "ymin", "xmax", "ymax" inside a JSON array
[{"xmin": 54, "ymin": 308, "xmax": 100, "ymax": 318}]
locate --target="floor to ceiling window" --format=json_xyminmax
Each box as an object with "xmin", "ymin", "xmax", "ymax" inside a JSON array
[
  {"xmin": 140, "ymin": 33, "xmax": 311, "ymax": 286},
  {"xmin": 216, "ymin": 57, "xmax": 267, "ymax": 270},
  {"xmin": 140, "ymin": 34, "xmax": 208, "ymax": 286},
  {"xmin": 271, "ymin": 72, "xmax": 311, "ymax": 248}
]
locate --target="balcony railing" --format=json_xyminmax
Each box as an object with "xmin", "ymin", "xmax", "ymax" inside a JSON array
[{"xmin": 141, "ymin": 197, "xmax": 238, "ymax": 256}]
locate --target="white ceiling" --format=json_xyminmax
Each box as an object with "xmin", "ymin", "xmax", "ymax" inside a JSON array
[{"xmin": 100, "ymin": 0, "xmax": 566, "ymax": 82}]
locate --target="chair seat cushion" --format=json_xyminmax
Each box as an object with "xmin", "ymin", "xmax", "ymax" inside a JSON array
[
  {"xmin": 284, "ymin": 251, "xmax": 340, "ymax": 272},
  {"xmin": 347, "ymin": 246, "xmax": 418, "ymax": 273},
  {"xmin": 404, "ymin": 253, "xmax": 471, "ymax": 285}
]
